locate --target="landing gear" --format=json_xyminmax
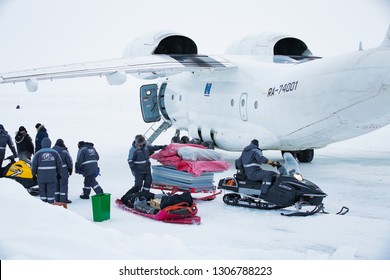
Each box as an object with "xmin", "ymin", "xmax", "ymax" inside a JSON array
[
  {"xmin": 296, "ymin": 149, "xmax": 314, "ymax": 163},
  {"xmin": 281, "ymin": 149, "xmax": 314, "ymax": 163}
]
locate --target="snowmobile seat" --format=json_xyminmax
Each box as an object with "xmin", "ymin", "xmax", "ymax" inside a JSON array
[{"xmin": 234, "ymin": 171, "xmax": 263, "ymax": 185}]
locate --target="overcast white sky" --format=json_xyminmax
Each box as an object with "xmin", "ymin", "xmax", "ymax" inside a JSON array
[{"xmin": 0, "ymin": 0, "xmax": 389, "ymax": 74}]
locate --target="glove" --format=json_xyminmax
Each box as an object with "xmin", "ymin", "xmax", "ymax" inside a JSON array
[
  {"xmin": 68, "ymin": 168, "xmax": 73, "ymax": 176},
  {"xmin": 273, "ymin": 161, "xmax": 282, "ymax": 168},
  {"xmin": 268, "ymin": 160, "xmax": 280, "ymax": 168},
  {"xmin": 32, "ymin": 174, "xmax": 37, "ymax": 181},
  {"xmin": 161, "ymin": 145, "xmax": 168, "ymax": 149},
  {"xmin": 57, "ymin": 173, "xmax": 62, "ymax": 180}
]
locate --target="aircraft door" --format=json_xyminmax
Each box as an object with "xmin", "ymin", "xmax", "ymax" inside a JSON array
[
  {"xmin": 239, "ymin": 92, "xmax": 248, "ymax": 121},
  {"xmin": 140, "ymin": 84, "xmax": 161, "ymax": 123}
]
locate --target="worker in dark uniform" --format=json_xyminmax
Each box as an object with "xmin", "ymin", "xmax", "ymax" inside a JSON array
[
  {"xmin": 75, "ymin": 141, "xmax": 104, "ymax": 199},
  {"xmin": 127, "ymin": 135, "xmax": 166, "ymax": 192},
  {"xmin": 0, "ymin": 124, "xmax": 18, "ymax": 167},
  {"xmin": 236, "ymin": 139, "xmax": 279, "ymax": 198},
  {"xmin": 31, "ymin": 137, "xmax": 63, "ymax": 204}
]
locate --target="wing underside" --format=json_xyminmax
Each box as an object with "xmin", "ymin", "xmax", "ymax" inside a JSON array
[{"xmin": 0, "ymin": 54, "xmax": 235, "ymax": 90}]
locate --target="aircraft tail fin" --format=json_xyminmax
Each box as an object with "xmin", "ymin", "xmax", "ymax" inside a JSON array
[{"xmin": 381, "ymin": 24, "xmax": 390, "ymax": 47}]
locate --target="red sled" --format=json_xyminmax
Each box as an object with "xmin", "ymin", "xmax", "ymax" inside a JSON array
[
  {"xmin": 151, "ymin": 183, "xmax": 221, "ymax": 202},
  {"xmin": 115, "ymin": 199, "xmax": 201, "ymax": 225}
]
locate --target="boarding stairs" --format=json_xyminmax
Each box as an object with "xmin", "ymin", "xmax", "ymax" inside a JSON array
[{"xmin": 144, "ymin": 120, "xmax": 172, "ymax": 144}]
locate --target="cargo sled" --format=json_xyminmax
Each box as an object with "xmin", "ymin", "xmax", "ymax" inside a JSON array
[
  {"xmin": 0, "ymin": 156, "xmax": 39, "ymax": 196},
  {"xmin": 149, "ymin": 144, "xmax": 231, "ymax": 201},
  {"xmin": 116, "ymin": 189, "xmax": 201, "ymax": 224},
  {"xmin": 115, "ymin": 199, "xmax": 201, "ymax": 224},
  {"xmin": 151, "ymin": 165, "xmax": 221, "ymax": 201}
]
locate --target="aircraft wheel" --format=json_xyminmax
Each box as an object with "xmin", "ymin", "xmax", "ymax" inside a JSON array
[{"xmin": 296, "ymin": 149, "xmax": 314, "ymax": 163}]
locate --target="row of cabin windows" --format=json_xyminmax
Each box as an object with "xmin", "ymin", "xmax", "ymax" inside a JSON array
[{"xmin": 171, "ymin": 94, "xmax": 259, "ymax": 109}]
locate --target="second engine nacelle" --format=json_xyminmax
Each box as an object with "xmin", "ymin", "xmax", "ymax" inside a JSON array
[
  {"xmin": 225, "ymin": 31, "xmax": 313, "ymax": 58},
  {"xmin": 123, "ymin": 30, "xmax": 198, "ymax": 58}
]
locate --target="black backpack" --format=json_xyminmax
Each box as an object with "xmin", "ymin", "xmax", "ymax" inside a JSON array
[
  {"xmin": 160, "ymin": 191, "xmax": 193, "ymax": 210},
  {"xmin": 121, "ymin": 187, "xmax": 155, "ymax": 208}
]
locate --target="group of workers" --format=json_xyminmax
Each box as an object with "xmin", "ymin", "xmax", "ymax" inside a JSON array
[
  {"xmin": 0, "ymin": 123, "xmax": 103, "ymax": 204},
  {"xmin": 2, "ymin": 122, "xmax": 280, "ymax": 204}
]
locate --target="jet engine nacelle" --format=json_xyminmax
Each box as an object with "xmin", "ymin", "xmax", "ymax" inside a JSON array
[
  {"xmin": 123, "ymin": 30, "xmax": 198, "ymax": 58},
  {"xmin": 225, "ymin": 32, "xmax": 313, "ymax": 58}
]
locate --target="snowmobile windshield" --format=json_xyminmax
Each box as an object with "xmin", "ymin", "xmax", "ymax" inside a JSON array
[{"xmin": 279, "ymin": 152, "xmax": 301, "ymax": 176}]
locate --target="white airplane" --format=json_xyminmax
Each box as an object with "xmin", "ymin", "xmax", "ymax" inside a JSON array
[{"xmin": 1, "ymin": 27, "xmax": 390, "ymax": 162}]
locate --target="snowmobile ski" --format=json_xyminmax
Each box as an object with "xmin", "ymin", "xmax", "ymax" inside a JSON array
[
  {"xmin": 281, "ymin": 203, "xmax": 325, "ymax": 217},
  {"xmin": 115, "ymin": 199, "xmax": 201, "ymax": 224},
  {"xmin": 335, "ymin": 206, "xmax": 349, "ymax": 215},
  {"xmin": 320, "ymin": 205, "xmax": 350, "ymax": 215}
]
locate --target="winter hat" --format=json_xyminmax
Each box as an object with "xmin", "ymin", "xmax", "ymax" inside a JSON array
[
  {"xmin": 41, "ymin": 137, "xmax": 51, "ymax": 148},
  {"xmin": 171, "ymin": 136, "xmax": 180, "ymax": 143},
  {"xmin": 180, "ymin": 136, "xmax": 190, "ymax": 144},
  {"xmin": 55, "ymin": 139, "xmax": 65, "ymax": 147},
  {"xmin": 35, "ymin": 123, "xmax": 41, "ymax": 129},
  {"xmin": 78, "ymin": 141, "xmax": 85, "ymax": 148},
  {"xmin": 18, "ymin": 126, "xmax": 27, "ymax": 132},
  {"xmin": 251, "ymin": 139, "xmax": 259, "ymax": 147},
  {"xmin": 135, "ymin": 135, "xmax": 146, "ymax": 145},
  {"xmin": 0, "ymin": 124, "xmax": 4, "ymax": 131}
]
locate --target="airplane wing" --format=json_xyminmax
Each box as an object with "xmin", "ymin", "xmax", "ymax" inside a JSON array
[{"xmin": 0, "ymin": 54, "xmax": 236, "ymax": 91}]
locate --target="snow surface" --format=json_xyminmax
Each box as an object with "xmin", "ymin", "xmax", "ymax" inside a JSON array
[
  {"xmin": 0, "ymin": 76, "xmax": 389, "ymax": 261},
  {"xmin": 0, "ymin": 1, "xmax": 390, "ymax": 275}
]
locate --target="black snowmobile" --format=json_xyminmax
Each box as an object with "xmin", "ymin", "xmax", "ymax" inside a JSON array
[
  {"xmin": 0, "ymin": 155, "xmax": 39, "ymax": 196},
  {"xmin": 218, "ymin": 152, "xmax": 338, "ymax": 216}
]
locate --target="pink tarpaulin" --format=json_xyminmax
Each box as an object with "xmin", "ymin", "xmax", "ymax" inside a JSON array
[
  {"xmin": 177, "ymin": 160, "xmax": 231, "ymax": 177},
  {"xmin": 151, "ymin": 143, "xmax": 231, "ymax": 176}
]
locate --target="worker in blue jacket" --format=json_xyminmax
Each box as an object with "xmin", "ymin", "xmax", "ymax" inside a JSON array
[
  {"xmin": 127, "ymin": 135, "xmax": 166, "ymax": 192},
  {"xmin": 0, "ymin": 124, "xmax": 18, "ymax": 167},
  {"xmin": 53, "ymin": 139, "xmax": 73, "ymax": 203},
  {"xmin": 75, "ymin": 141, "xmax": 104, "ymax": 199},
  {"xmin": 31, "ymin": 137, "xmax": 63, "ymax": 204},
  {"xmin": 236, "ymin": 139, "xmax": 279, "ymax": 198}
]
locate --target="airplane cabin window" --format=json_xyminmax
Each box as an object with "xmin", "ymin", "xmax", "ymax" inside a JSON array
[
  {"xmin": 171, "ymin": 95, "xmax": 174, "ymax": 101},
  {"xmin": 254, "ymin": 101, "xmax": 258, "ymax": 109},
  {"xmin": 179, "ymin": 95, "xmax": 182, "ymax": 101},
  {"xmin": 230, "ymin": 99, "xmax": 234, "ymax": 106}
]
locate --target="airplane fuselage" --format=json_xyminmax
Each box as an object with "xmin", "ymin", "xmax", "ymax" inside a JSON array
[{"xmin": 163, "ymin": 48, "xmax": 390, "ymax": 151}]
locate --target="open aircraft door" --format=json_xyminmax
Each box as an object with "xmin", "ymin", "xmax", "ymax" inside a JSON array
[{"xmin": 140, "ymin": 84, "xmax": 161, "ymax": 123}]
